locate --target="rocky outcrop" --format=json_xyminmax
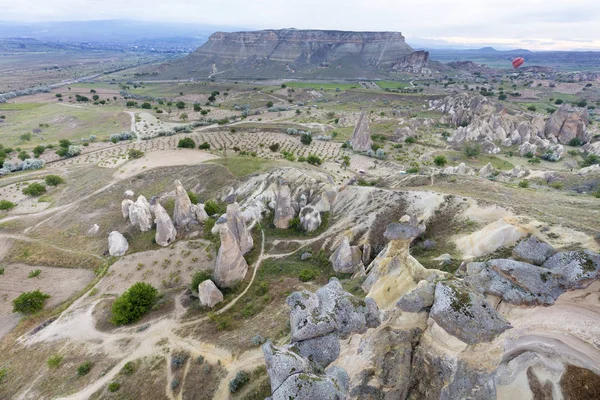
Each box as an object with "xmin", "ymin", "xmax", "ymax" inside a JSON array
[
  {"xmin": 173, "ymin": 180, "xmax": 196, "ymax": 228},
  {"xmin": 108, "ymin": 231, "xmax": 128, "ymax": 257},
  {"xmin": 193, "ymin": 203, "xmax": 209, "ymax": 222},
  {"xmin": 121, "ymin": 199, "xmax": 133, "ymax": 220},
  {"xmin": 512, "ymin": 236, "xmax": 555, "ymax": 265},
  {"xmin": 299, "ymin": 205, "xmax": 321, "ymax": 232},
  {"xmin": 397, "ymin": 279, "xmax": 436, "ymax": 312},
  {"xmin": 128, "ymin": 195, "xmax": 153, "ymax": 232},
  {"xmin": 329, "ymin": 236, "xmax": 363, "ymax": 273},
  {"xmin": 197, "ymin": 279, "xmax": 223, "ymax": 308},
  {"xmin": 350, "ymin": 111, "xmax": 373, "ymax": 152},
  {"xmin": 212, "ymin": 217, "xmax": 248, "ymax": 288},
  {"xmin": 152, "ymin": 202, "xmax": 177, "ymax": 247},
  {"xmin": 391, "ymin": 50, "xmax": 430, "ymax": 74},
  {"xmin": 478, "ymin": 163, "xmax": 496, "ymax": 178},
  {"xmin": 225, "ymin": 202, "xmax": 253, "ymax": 254},
  {"xmin": 263, "ymin": 278, "xmax": 380, "ymax": 400},
  {"xmin": 429, "ymin": 281, "xmax": 511, "ymax": 345},
  {"xmin": 273, "ymin": 181, "xmax": 294, "ymax": 229},
  {"xmin": 544, "ymin": 105, "xmax": 590, "ymax": 144},
  {"xmin": 443, "ymin": 163, "xmax": 475, "ymax": 175}
]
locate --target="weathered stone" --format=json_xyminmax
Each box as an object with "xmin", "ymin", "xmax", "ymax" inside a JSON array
[
  {"xmin": 212, "ymin": 217, "xmax": 248, "ymax": 288},
  {"xmin": 350, "ymin": 111, "xmax": 373, "ymax": 152},
  {"xmin": 397, "ymin": 281, "xmax": 435, "ymax": 312},
  {"xmin": 173, "ymin": 180, "xmax": 196, "ymax": 228},
  {"xmin": 128, "ymin": 195, "xmax": 153, "ymax": 232},
  {"xmin": 197, "ymin": 279, "xmax": 223, "ymax": 308},
  {"xmin": 192, "ymin": 203, "xmax": 209, "ymax": 223},
  {"xmin": 362, "ymin": 244, "xmax": 372, "ymax": 265},
  {"xmin": 124, "ymin": 189, "xmax": 134, "ymax": 197},
  {"xmin": 299, "ymin": 206, "xmax": 321, "ymax": 232},
  {"xmin": 542, "ymin": 250, "xmax": 600, "ymax": 289},
  {"xmin": 300, "ymin": 252, "xmax": 312, "ymax": 260},
  {"xmin": 287, "ymin": 278, "xmax": 380, "ymax": 342},
  {"xmin": 479, "ymin": 163, "xmax": 496, "ymax": 178},
  {"xmin": 429, "ymin": 282, "xmax": 511, "ymax": 345},
  {"xmin": 292, "ymin": 333, "xmax": 340, "ymax": 369},
  {"xmin": 383, "ymin": 222, "xmax": 421, "ymax": 241},
  {"xmin": 544, "ymin": 105, "xmax": 589, "ymax": 144},
  {"xmin": 108, "ymin": 231, "xmax": 128, "ymax": 257},
  {"xmin": 512, "ymin": 236, "xmax": 555, "ymax": 266},
  {"xmin": 226, "ymin": 202, "xmax": 253, "ymax": 254},
  {"xmin": 262, "ymin": 341, "xmax": 311, "ymax": 391},
  {"xmin": 329, "ymin": 236, "xmax": 362, "ymax": 273},
  {"xmin": 519, "ymin": 141, "xmax": 537, "ymax": 157},
  {"xmin": 152, "ymin": 202, "xmax": 177, "ymax": 247},
  {"xmin": 121, "ymin": 199, "xmax": 133, "ymax": 219},
  {"xmin": 274, "ymin": 182, "xmax": 294, "ymax": 229}
]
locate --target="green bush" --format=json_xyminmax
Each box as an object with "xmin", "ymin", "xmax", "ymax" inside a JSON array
[
  {"xmin": 464, "ymin": 143, "xmax": 480, "ymax": 158},
  {"xmin": 269, "ymin": 143, "xmax": 280, "ymax": 152},
  {"xmin": 45, "ymin": 175, "xmax": 64, "ymax": 186},
  {"xmin": 128, "ymin": 149, "xmax": 144, "ymax": 159},
  {"xmin": 33, "ymin": 145, "xmax": 46, "ymax": 158},
  {"xmin": 299, "ymin": 269, "xmax": 318, "ymax": 282},
  {"xmin": 191, "ymin": 270, "xmax": 212, "ymax": 292},
  {"xmin": 404, "ymin": 136, "xmax": 416, "ymax": 144},
  {"xmin": 204, "ymin": 200, "xmax": 226, "ymax": 215},
  {"xmin": 554, "ymin": 99, "xmax": 564, "ymax": 105},
  {"xmin": 433, "ymin": 155, "xmax": 447, "ymax": 167},
  {"xmin": 28, "ymin": 269, "xmax": 41, "ymax": 278},
  {"xmin": 229, "ymin": 371, "xmax": 250, "ymax": 393},
  {"xmin": 300, "ymin": 133, "xmax": 312, "ymax": 145},
  {"xmin": 0, "ymin": 200, "xmax": 16, "ymax": 211},
  {"xmin": 306, "ymin": 154, "xmax": 322, "ymax": 165},
  {"xmin": 178, "ymin": 138, "xmax": 196, "ymax": 149},
  {"xmin": 518, "ymin": 180, "xmax": 530, "ymax": 188},
  {"xmin": 108, "ymin": 382, "xmax": 121, "ymax": 392},
  {"xmin": 77, "ymin": 361, "xmax": 92, "ymax": 376},
  {"xmin": 121, "ymin": 361, "xmax": 136, "ymax": 375},
  {"xmin": 111, "ymin": 282, "xmax": 158, "ymax": 325},
  {"xmin": 141, "ymin": 102, "xmax": 152, "ymax": 109},
  {"xmin": 527, "ymin": 105, "xmax": 537, "ymax": 112},
  {"xmin": 527, "ymin": 157, "xmax": 541, "ymax": 164},
  {"xmin": 187, "ymin": 191, "xmax": 199, "ymax": 204},
  {"xmin": 568, "ymin": 138, "xmax": 583, "ymax": 147},
  {"xmin": 12, "ymin": 290, "xmax": 51, "ymax": 314},
  {"xmin": 23, "ymin": 183, "xmax": 47, "ymax": 196},
  {"xmin": 198, "ymin": 142, "xmax": 211, "ymax": 150},
  {"xmin": 47, "ymin": 354, "xmax": 63, "ymax": 368},
  {"xmin": 406, "ymin": 167, "xmax": 419, "ymax": 174}
]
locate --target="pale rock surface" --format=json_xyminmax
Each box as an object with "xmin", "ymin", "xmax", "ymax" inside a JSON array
[
  {"xmin": 329, "ymin": 236, "xmax": 362, "ymax": 273},
  {"xmin": 198, "ymin": 279, "xmax": 223, "ymax": 308},
  {"xmin": 225, "ymin": 202, "xmax": 253, "ymax": 254},
  {"xmin": 299, "ymin": 206, "xmax": 321, "ymax": 232},
  {"xmin": 212, "ymin": 217, "xmax": 248, "ymax": 288},
  {"xmin": 350, "ymin": 111, "xmax": 373, "ymax": 152},
  {"xmin": 108, "ymin": 231, "xmax": 128, "ymax": 256},
  {"xmin": 121, "ymin": 199, "xmax": 133, "ymax": 219},
  {"xmin": 173, "ymin": 180, "xmax": 196, "ymax": 228},
  {"xmin": 273, "ymin": 182, "xmax": 294, "ymax": 229},
  {"xmin": 152, "ymin": 202, "xmax": 177, "ymax": 246},
  {"xmin": 128, "ymin": 195, "xmax": 153, "ymax": 232}
]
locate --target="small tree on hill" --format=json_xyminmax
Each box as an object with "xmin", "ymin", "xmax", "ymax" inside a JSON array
[{"xmin": 111, "ymin": 282, "xmax": 158, "ymax": 325}]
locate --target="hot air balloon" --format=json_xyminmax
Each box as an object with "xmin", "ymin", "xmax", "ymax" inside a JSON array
[{"xmin": 512, "ymin": 57, "xmax": 525, "ymax": 69}]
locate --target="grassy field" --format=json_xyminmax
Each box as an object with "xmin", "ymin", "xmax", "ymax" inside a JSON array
[
  {"xmin": 0, "ymin": 103, "xmax": 130, "ymax": 148},
  {"xmin": 210, "ymin": 156, "xmax": 280, "ymax": 177},
  {"xmin": 284, "ymin": 82, "xmax": 359, "ymax": 91},
  {"xmin": 375, "ymin": 81, "xmax": 412, "ymax": 90}
]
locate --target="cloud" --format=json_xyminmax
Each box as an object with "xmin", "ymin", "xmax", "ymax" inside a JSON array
[{"xmin": 0, "ymin": 0, "xmax": 599, "ymax": 50}]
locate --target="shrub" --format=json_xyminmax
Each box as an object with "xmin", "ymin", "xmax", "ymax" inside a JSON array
[
  {"xmin": 527, "ymin": 105, "xmax": 537, "ymax": 111},
  {"xmin": 433, "ymin": 155, "xmax": 447, "ymax": 167},
  {"xmin": 108, "ymin": 382, "xmax": 121, "ymax": 392},
  {"xmin": 528, "ymin": 157, "xmax": 541, "ymax": 164},
  {"xmin": 128, "ymin": 149, "xmax": 144, "ymax": 159},
  {"xmin": 28, "ymin": 269, "xmax": 41, "ymax": 278},
  {"xmin": 194, "ymin": 103, "xmax": 201, "ymax": 112},
  {"xmin": 23, "ymin": 183, "xmax": 47, "ymax": 196},
  {"xmin": 266, "ymin": 101, "xmax": 274, "ymax": 108},
  {"xmin": 300, "ymin": 133, "xmax": 312, "ymax": 145},
  {"xmin": 550, "ymin": 182, "xmax": 564, "ymax": 190},
  {"xmin": 111, "ymin": 282, "xmax": 158, "ymax": 325},
  {"xmin": 33, "ymin": 145, "xmax": 45, "ymax": 157},
  {"xmin": 121, "ymin": 361, "xmax": 136, "ymax": 375},
  {"xmin": 141, "ymin": 102, "xmax": 152, "ymax": 109},
  {"xmin": 554, "ymin": 99, "xmax": 564, "ymax": 105},
  {"xmin": 0, "ymin": 200, "xmax": 16, "ymax": 211},
  {"xmin": 404, "ymin": 136, "xmax": 416, "ymax": 144},
  {"xmin": 518, "ymin": 180, "xmax": 530, "ymax": 188},
  {"xmin": 269, "ymin": 143, "xmax": 280, "ymax": 152},
  {"xmin": 187, "ymin": 191, "xmax": 199, "ymax": 204},
  {"xmin": 45, "ymin": 175, "xmax": 64, "ymax": 186},
  {"xmin": 12, "ymin": 290, "xmax": 51, "ymax": 314},
  {"xmin": 110, "ymin": 131, "xmax": 134, "ymax": 143},
  {"xmin": 204, "ymin": 200, "xmax": 226, "ymax": 215},
  {"xmin": 21, "ymin": 158, "xmax": 45, "ymax": 170},
  {"xmin": 406, "ymin": 167, "xmax": 419, "ymax": 174},
  {"xmin": 176, "ymin": 101, "xmax": 185, "ymax": 109},
  {"xmin": 47, "ymin": 355, "xmax": 63, "ymax": 368},
  {"xmin": 580, "ymin": 154, "xmax": 600, "ymax": 167},
  {"xmin": 20, "ymin": 133, "xmax": 32, "ymax": 142},
  {"xmin": 299, "ymin": 269, "xmax": 317, "ymax": 282},
  {"xmin": 18, "ymin": 150, "xmax": 29, "ymax": 160},
  {"xmin": 306, "ymin": 154, "xmax": 322, "ymax": 165},
  {"xmin": 191, "ymin": 270, "xmax": 212, "ymax": 292},
  {"xmin": 464, "ymin": 143, "xmax": 480, "ymax": 158},
  {"xmin": 77, "ymin": 361, "xmax": 92, "ymax": 376},
  {"xmin": 568, "ymin": 138, "xmax": 583, "ymax": 147},
  {"xmin": 198, "ymin": 142, "xmax": 211, "ymax": 150},
  {"xmin": 0, "ymin": 268, "xmax": 3, "ymax": 275},
  {"xmin": 178, "ymin": 138, "xmax": 196, "ymax": 149},
  {"xmin": 229, "ymin": 371, "xmax": 250, "ymax": 393}
]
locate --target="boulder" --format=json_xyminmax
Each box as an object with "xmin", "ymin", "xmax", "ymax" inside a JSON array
[
  {"xmin": 300, "ymin": 252, "xmax": 312, "ymax": 260},
  {"xmin": 193, "ymin": 203, "xmax": 209, "ymax": 223},
  {"xmin": 329, "ymin": 236, "xmax": 362, "ymax": 273},
  {"xmin": 397, "ymin": 281, "xmax": 435, "ymax": 312},
  {"xmin": 542, "ymin": 144, "xmax": 564, "ymax": 162},
  {"xmin": 429, "ymin": 281, "xmax": 511, "ymax": 344},
  {"xmin": 121, "ymin": 199, "xmax": 133, "ymax": 219},
  {"xmin": 108, "ymin": 231, "xmax": 128, "ymax": 257},
  {"xmin": 273, "ymin": 182, "xmax": 294, "ymax": 229},
  {"xmin": 212, "ymin": 217, "xmax": 249, "ymax": 288},
  {"xmin": 518, "ymin": 142, "xmax": 537, "ymax": 157},
  {"xmin": 128, "ymin": 195, "xmax": 153, "ymax": 232},
  {"xmin": 287, "ymin": 278, "xmax": 380, "ymax": 342},
  {"xmin": 198, "ymin": 279, "xmax": 223, "ymax": 308},
  {"xmin": 173, "ymin": 180, "xmax": 196, "ymax": 228},
  {"xmin": 152, "ymin": 202, "xmax": 177, "ymax": 247},
  {"xmin": 542, "ymin": 250, "xmax": 600, "ymax": 289},
  {"xmin": 512, "ymin": 236, "xmax": 555, "ymax": 265},
  {"xmin": 299, "ymin": 206, "xmax": 321, "ymax": 232},
  {"xmin": 226, "ymin": 202, "xmax": 253, "ymax": 254},
  {"xmin": 124, "ymin": 189, "xmax": 134, "ymax": 197},
  {"xmin": 292, "ymin": 333, "xmax": 340, "ymax": 369},
  {"xmin": 350, "ymin": 111, "xmax": 373, "ymax": 152},
  {"xmin": 479, "ymin": 163, "xmax": 496, "ymax": 178}
]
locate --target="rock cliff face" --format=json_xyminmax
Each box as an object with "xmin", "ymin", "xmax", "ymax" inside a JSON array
[{"xmin": 178, "ymin": 29, "xmax": 427, "ymax": 79}]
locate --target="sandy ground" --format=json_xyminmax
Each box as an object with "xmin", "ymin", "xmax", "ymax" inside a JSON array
[
  {"xmin": 113, "ymin": 149, "xmax": 221, "ymax": 179},
  {"xmin": 94, "ymin": 239, "xmax": 215, "ymax": 296},
  {"xmin": 0, "ymin": 179, "xmax": 53, "ymax": 215}
]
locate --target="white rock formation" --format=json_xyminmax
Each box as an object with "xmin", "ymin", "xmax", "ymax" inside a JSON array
[
  {"xmin": 108, "ymin": 231, "xmax": 128, "ymax": 256},
  {"xmin": 198, "ymin": 279, "xmax": 223, "ymax": 308},
  {"xmin": 152, "ymin": 202, "xmax": 177, "ymax": 247}
]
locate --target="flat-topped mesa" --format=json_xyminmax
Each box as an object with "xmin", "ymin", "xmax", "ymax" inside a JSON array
[{"xmin": 193, "ymin": 29, "xmax": 414, "ymax": 66}]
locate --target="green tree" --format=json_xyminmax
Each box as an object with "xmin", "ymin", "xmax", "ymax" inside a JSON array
[
  {"xmin": 176, "ymin": 101, "xmax": 186, "ymax": 109},
  {"xmin": 193, "ymin": 103, "xmax": 201, "ymax": 112},
  {"xmin": 111, "ymin": 282, "xmax": 158, "ymax": 325},
  {"xmin": 404, "ymin": 136, "xmax": 416, "ymax": 144},
  {"xmin": 198, "ymin": 142, "xmax": 211, "ymax": 150},
  {"xmin": 12, "ymin": 290, "xmax": 51, "ymax": 314},
  {"xmin": 22, "ymin": 183, "xmax": 47, "ymax": 196},
  {"xmin": 464, "ymin": 143, "xmax": 480, "ymax": 158},
  {"xmin": 0, "ymin": 200, "xmax": 17, "ymax": 211},
  {"xmin": 306, "ymin": 154, "xmax": 322, "ymax": 165},
  {"xmin": 433, "ymin": 155, "xmax": 447, "ymax": 167},
  {"xmin": 180, "ymin": 113, "xmax": 188, "ymax": 122},
  {"xmin": 341, "ymin": 155, "xmax": 350, "ymax": 170},
  {"xmin": 18, "ymin": 150, "xmax": 29, "ymax": 161},
  {"xmin": 45, "ymin": 175, "xmax": 64, "ymax": 186},
  {"xmin": 177, "ymin": 138, "xmax": 196, "ymax": 149},
  {"xmin": 300, "ymin": 133, "xmax": 312, "ymax": 145},
  {"xmin": 141, "ymin": 102, "xmax": 152, "ymax": 109},
  {"xmin": 266, "ymin": 101, "xmax": 274, "ymax": 108},
  {"xmin": 33, "ymin": 145, "xmax": 46, "ymax": 158}
]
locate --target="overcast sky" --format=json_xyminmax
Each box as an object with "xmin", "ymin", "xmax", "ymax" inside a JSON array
[{"xmin": 1, "ymin": 0, "xmax": 600, "ymax": 50}]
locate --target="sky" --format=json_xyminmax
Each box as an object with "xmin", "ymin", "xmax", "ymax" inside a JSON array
[{"xmin": 1, "ymin": 0, "xmax": 599, "ymax": 50}]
